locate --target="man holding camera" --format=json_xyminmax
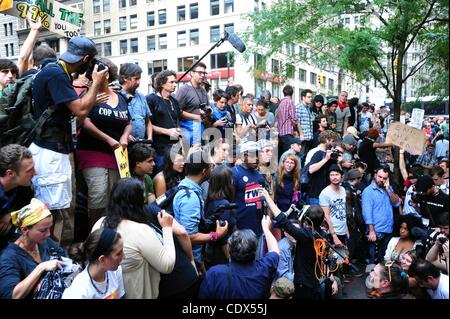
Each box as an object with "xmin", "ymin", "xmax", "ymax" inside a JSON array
[
  {"xmin": 29, "ymin": 36, "xmax": 108, "ymax": 244},
  {"xmin": 426, "ymin": 212, "xmax": 449, "ymax": 274},
  {"xmin": 413, "ymin": 175, "xmax": 449, "ymax": 228}
]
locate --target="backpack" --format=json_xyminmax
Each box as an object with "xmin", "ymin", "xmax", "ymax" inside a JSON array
[{"xmin": 0, "ymin": 63, "xmax": 60, "ymax": 147}]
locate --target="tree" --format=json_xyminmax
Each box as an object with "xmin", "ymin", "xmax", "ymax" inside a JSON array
[
  {"xmin": 245, "ymin": 0, "xmax": 448, "ymax": 182},
  {"xmin": 246, "ymin": 0, "xmax": 448, "ymax": 116}
]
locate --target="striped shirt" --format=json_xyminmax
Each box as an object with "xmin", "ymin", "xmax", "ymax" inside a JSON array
[
  {"xmin": 296, "ymin": 103, "xmax": 313, "ymax": 141},
  {"xmin": 277, "ymin": 97, "xmax": 298, "ymax": 136}
]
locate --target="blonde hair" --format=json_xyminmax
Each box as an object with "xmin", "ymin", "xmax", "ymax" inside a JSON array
[{"xmin": 277, "ymin": 154, "xmax": 299, "ymax": 191}]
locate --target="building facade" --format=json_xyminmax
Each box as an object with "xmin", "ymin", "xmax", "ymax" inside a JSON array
[{"xmin": 0, "ymin": 14, "xmax": 19, "ymax": 60}]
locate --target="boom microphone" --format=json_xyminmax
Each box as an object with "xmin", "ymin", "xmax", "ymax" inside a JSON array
[{"xmin": 225, "ymin": 31, "xmax": 246, "ymax": 53}]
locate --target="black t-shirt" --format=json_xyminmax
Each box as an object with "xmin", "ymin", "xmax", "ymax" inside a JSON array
[
  {"xmin": 77, "ymin": 94, "xmax": 130, "ymax": 154},
  {"xmin": 146, "ymin": 93, "xmax": 182, "ymax": 153},
  {"xmin": 32, "ymin": 60, "xmax": 80, "ymax": 154},
  {"xmin": 422, "ymin": 190, "xmax": 449, "ymax": 227},
  {"xmin": 358, "ymin": 138, "xmax": 379, "ymax": 175},
  {"xmin": 308, "ymin": 150, "xmax": 332, "ymax": 198}
]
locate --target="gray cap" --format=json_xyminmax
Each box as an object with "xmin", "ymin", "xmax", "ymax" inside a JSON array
[
  {"xmin": 347, "ymin": 169, "xmax": 363, "ymax": 180},
  {"xmin": 343, "ymin": 134, "xmax": 357, "ymax": 145},
  {"xmin": 60, "ymin": 36, "xmax": 97, "ymax": 64}
]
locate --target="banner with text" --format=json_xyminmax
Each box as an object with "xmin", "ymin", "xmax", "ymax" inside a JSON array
[
  {"xmin": 386, "ymin": 122, "xmax": 427, "ymax": 155},
  {"xmin": 3, "ymin": 0, "xmax": 83, "ymax": 38},
  {"xmin": 114, "ymin": 147, "xmax": 131, "ymax": 179}
]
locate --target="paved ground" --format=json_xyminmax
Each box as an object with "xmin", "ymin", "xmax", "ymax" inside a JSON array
[{"xmin": 342, "ymin": 273, "xmax": 370, "ymax": 299}]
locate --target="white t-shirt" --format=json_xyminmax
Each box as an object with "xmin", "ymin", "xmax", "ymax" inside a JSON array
[
  {"xmin": 305, "ymin": 146, "xmax": 321, "ymax": 166},
  {"xmin": 62, "ymin": 266, "xmax": 125, "ymax": 299},
  {"xmin": 428, "ymin": 274, "xmax": 449, "ymax": 299},
  {"xmin": 402, "ymin": 185, "xmax": 421, "ymax": 217},
  {"xmin": 319, "ymin": 185, "xmax": 348, "ymax": 236}
]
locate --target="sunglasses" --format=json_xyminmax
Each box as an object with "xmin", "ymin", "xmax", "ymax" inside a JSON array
[{"xmin": 385, "ymin": 260, "xmax": 395, "ymax": 282}]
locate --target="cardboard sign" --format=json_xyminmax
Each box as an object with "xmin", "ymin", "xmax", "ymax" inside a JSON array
[
  {"xmin": 410, "ymin": 108, "xmax": 425, "ymax": 129},
  {"xmin": 114, "ymin": 147, "xmax": 131, "ymax": 179},
  {"xmin": 4, "ymin": 0, "xmax": 83, "ymax": 38},
  {"xmin": 386, "ymin": 122, "xmax": 427, "ymax": 155}
]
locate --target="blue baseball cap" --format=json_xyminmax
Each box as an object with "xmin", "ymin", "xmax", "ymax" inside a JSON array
[{"xmin": 60, "ymin": 36, "xmax": 97, "ymax": 64}]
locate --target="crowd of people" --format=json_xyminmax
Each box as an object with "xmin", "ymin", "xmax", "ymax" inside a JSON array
[{"xmin": 0, "ymin": 33, "xmax": 448, "ymax": 300}]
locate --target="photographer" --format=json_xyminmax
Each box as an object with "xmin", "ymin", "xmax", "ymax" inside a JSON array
[
  {"xmin": 307, "ymin": 135, "xmax": 344, "ymax": 205},
  {"xmin": 204, "ymin": 166, "xmax": 237, "ymax": 268},
  {"xmin": 426, "ymin": 212, "xmax": 449, "ymax": 274},
  {"xmin": 173, "ymin": 151, "xmax": 228, "ymax": 275},
  {"xmin": 413, "ymin": 175, "xmax": 449, "ymax": 227}
]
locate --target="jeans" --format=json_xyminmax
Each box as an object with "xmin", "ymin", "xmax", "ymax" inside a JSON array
[{"xmin": 368, "ymin": 232, "xmax": 392, "ymax": 264}]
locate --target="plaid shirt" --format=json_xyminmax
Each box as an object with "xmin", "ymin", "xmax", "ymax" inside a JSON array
[
  {"xmin": 296, "ymin": 103, "xmax": 313, "ymax": 141},
  {"xmin": 277, "ymin": 97, "xmax": 298, "ymax": 136},
  {"xmin": 416, "ymin": 151, "xmax": 438, "ymax": 167}
]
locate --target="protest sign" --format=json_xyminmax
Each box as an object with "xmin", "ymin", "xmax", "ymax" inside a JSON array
[
  {"xmin": 3, "ymin": 0, "xmax": 83, "ymax": 38},
  {"xmin": 386, "ymin": 122, "xmax": 427, "ymax": 155},
  {"xmin": 114, "ymin": 147, "xmax": 131, "ymax": 179},
  {"xmin": 410, "ymin": 108, "xmax": 425, "ymax": 129},
  {"xmin": 0, "ymin": 0, "xmax": 13, "ymax": 11}
]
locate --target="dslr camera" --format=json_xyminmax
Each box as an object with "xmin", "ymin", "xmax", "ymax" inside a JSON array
[
  {"xmin": 85, "ymin": 58, "xmax": 107, "ymax": 81},
  {"xmin": 326, "ymin": 144, "xmax": 342, "ymax": 160}
]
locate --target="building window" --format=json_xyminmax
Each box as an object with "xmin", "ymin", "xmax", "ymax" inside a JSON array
[
  {"xmin": 272, "ymin": 59, "xmax": 281, "ymax": 74},
  {"xmin": 147, "ymin": 11, "xmax": 155, "ymax": 27},
  {"xmin": 129, "ymin": 0, "xmax": 137, "ymax": 6},
  {"xmin": 210, "ymin": 0, "xmax": 219, "ymax": 16},
  {"xmin": 130, "ymin": 38, "xmax": 138, "ymax": 53},
  {"xmin": 94, "ymin": 21, "xmax": 101, "ymax": 35},
  {"xmin": 119, "ymin": 16, "xmax": 126, "ymax": 31},
  {"xmin": 310, "ymin": 72, "xmax": 317, "ymax": 85},
  {"xmin": 8, "ymin": 23, "xmax": 12, "ymax": 35},
  {"xmin": 224, "ymin": 23, "xmax": 234, "ymax": 34},
  {"xmin": 3, "ymin": 24, "xmax": 7, "ymax": 37},
  {"xmin": 254, "ymin": 0, "xmax": 259, "ymax": 12},
  {"xmin": 211, "ymin": 52, "xmax": 232, "ymax": 69},
  {"xmin": 148, "ymin": 59, "xmax": 167, "ymax": 75},
  {"xmin": 104, "ymin": 42, "xmax": 112, "ymax": 56},
  {"xmin": 210, "ymin": 25, "xmax": 220, "ymax": 43},
  {"xmin": 224, "ymin": 0, "xmax": 234, "ymax": 13},
  {"xmin": 190, "ymin": 3, "xmax": 198, "ymax": 19},
  {"xmin": 130, "ymin": 14, "xmax": 137, "ymax": 30},
  {"xmin": 103, "ymin": 0, "xmax": 110, "ymax": 12},
  {"xmin": 177, "ymin": 5, "xmax": 186, "ymax": 22},
  {"xmin": 177, "ymin": 31, "xmax": 186, "ymax": 48},
  {"xmin": 4, "ymin": 44, "xmax": 9, "ymax": 57},
  {"xmin": 159, "ymin": 33, "xmax": 167, "ymax": 50},
  {"xmin": 159, "ymin": 9, "xmax": 166, "ymax": 25},
  {"xmin": 190, "ymin": 29, "xmax": 199, "ymax": 46},
  {"xmin": 96, "ymin": 43, "xmax": 102, "ymax": 56},
  {"xmin": 93, "ymin": 0, "xmax": 100, "ymax": 14},
  {"xmin": 254, "ymin": 53, "xmax": 266, "ymax": 70},
  {"xmin": 147, "ymin": 35, "xmax": 156, "ymax": 51},
  {"xmin": 120, "ymin": 40, "xmax": 127, "ymax": 54},
  {"xmin": 178, "ymin": 56, "xmax": 199, "ymax": 72},
  {"xmin": 298, "ymin": 68, "xmax": 306, "ymax": 82},
  {"xmin": 10, "ymin": 43, "xmax": 14, "ymax": 56},
  {"xmin": 47, "ymin": 39, "xmax": 60, "ymax": 53},
  {"xmin": 286, "ymin": 64, "xmax": 295, "ymax": 78},
  {"xmin": 104, "ymin": 19, "xmax": 111, "ymax": 34},
  {"xmin": 328, "ymin": 78, "xmax": 334, "ymax": 92},
  {"xmin": 119, "ymin": 0, "xmax": 126, "ymax": 8}
]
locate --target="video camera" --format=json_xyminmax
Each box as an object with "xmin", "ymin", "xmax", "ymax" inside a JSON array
[
  {"xmin": 411, "ymin": 226, "xmax": 448, "ymax": 257},
  {"xmin": 199, "ymin": 203, "xmax": 237, "ymax": 233},
  {"xmin": 85, "ymin": 58, "xmax": 107, "ymax": 81}
]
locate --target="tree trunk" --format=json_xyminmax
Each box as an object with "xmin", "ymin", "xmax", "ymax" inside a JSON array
[{"xmin": 392, "ymin": 45, "xmax": 405, "ymax": 187}]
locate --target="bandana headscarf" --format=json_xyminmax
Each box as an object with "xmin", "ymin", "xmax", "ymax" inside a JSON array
[{"xmin": 11, "ymin": 198, "xmax": 51, "ymax": 228}]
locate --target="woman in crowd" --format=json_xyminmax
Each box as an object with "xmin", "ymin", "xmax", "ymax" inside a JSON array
[
  {"xmin": 254, "ymin": 99, "xmax": 275, "ymax": 127},
  {"xmin": 93, "ymin": 178, "xmax": 176, "ymax": 299},
  {"xmin": 62, "ymin": 228, "xmax": 125, "ymax": 299},
  {"xmin": 274, "ymin": 155, "xmax": 300, "ymax": 214},
  {"xmin": 384, "ymin": 215, "xmax": 423, "ymax": 264},
  {"xmin": 75, "ymin": 57, "xmax": 132, "ymax": 229},
  {"xmin": 204, "ymin": 165, "xmax": 237, "ymax": 269},
  {"xmin": 154, "ymin": 150, "xmax": 185, "ymax": 198},
  {"xmin": 0, "ymin": 198, "xmax": 66, "ymax": 299}
]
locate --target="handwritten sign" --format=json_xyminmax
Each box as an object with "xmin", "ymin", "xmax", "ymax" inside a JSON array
[
  {"xmin": 386, "ymin": 122, "xmax": 427, "ymax": 155},
  {"xmin": 410, "ymin": 108, "xmax": 425, "ymax": 130},
  {"xmin": 114, "ymin": 147, "xmax": 131, "ymax": 179},
  {"xmin": 4, "ymin": 0, "xmax": 83, "ymax": 38}
]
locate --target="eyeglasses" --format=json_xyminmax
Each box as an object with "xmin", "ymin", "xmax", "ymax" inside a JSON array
[
  {"xmin": 193, "ymin": 71, "xmax": 207, "ymax": 76},
  {"xmin": 385, "ymin": 260, "xmax": 395, "ymax": 282}
]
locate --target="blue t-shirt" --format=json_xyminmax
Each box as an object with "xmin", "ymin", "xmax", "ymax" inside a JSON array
[
  {"xmin": 125, "ymin": 91, "xmax": 152, "ymax": 140},
  {"xmin": 0, "ymin": 238, "xmax": 66, "ymax": 299},
  {"xmin": 198, "ymin": 252, "xmax": 279, "ymax": 299},
  {"xmin": 232, "ymin": 165, "xmax": 265, "ymax": 236},
  {"xmin": 32, "ymin": 60, "xmax": 80, "ymax": 154}
]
